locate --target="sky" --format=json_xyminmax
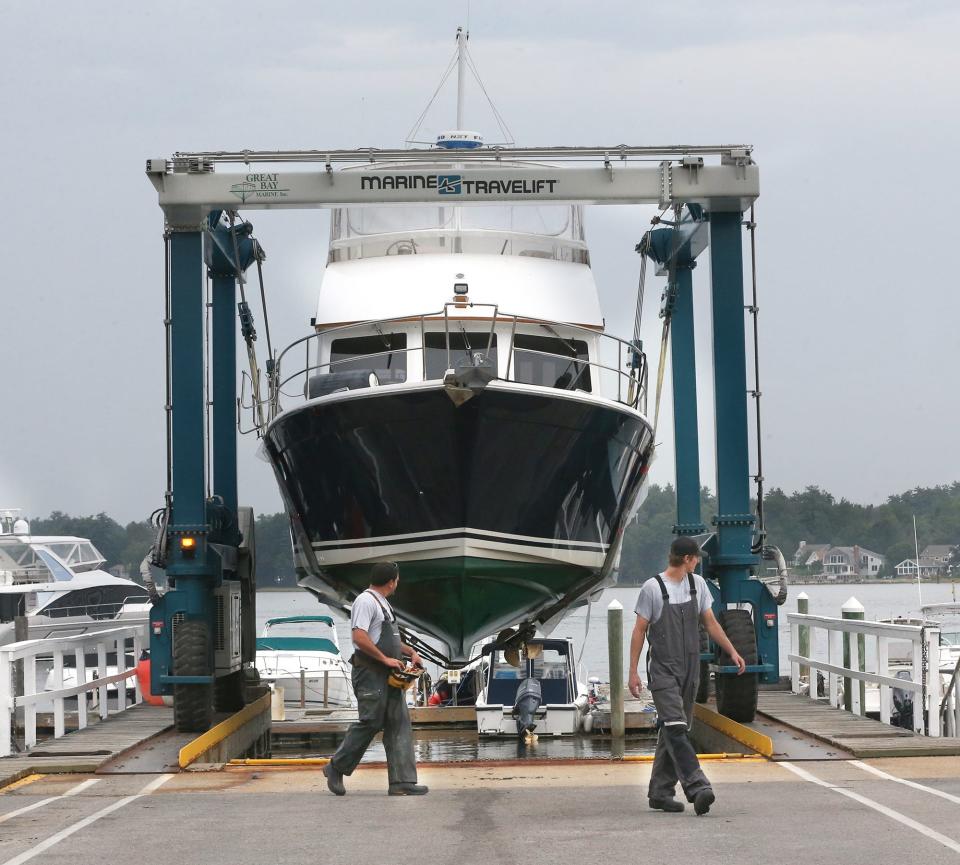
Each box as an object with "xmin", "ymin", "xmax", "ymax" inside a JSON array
[{"xmin": 0, "ymin": 1, "xmax": 957, "ymax": 524}]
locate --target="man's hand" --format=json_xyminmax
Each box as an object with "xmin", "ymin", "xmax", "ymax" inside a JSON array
[
  {"xmin": 731, "ymin": 651, "xmax": 747, "ymax": 675},
  {"xmin": 409, "ymin": 650, "xmax": 423, "ymax": 669},
  {"xmin": 384, "ymin": 657, "xmax": 405, "ymax": 672},
  {"xmin": 628, "ymin": 670, "xmax": 643, "ymax": 699}
]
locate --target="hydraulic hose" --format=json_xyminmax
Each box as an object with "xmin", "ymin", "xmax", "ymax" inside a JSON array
[{"xmin": 759, "ymin": 546, "xmax": 788, "ymax": 606}]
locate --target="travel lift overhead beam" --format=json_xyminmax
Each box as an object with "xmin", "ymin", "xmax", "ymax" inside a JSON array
[{"xmin": 146, "ymin": 144, "xmax": 772, "ymax": 730}]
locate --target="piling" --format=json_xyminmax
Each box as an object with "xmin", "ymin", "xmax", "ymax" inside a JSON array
[
  {"xmin": 842, "ymin": 597, "xmax": 865, "ymax": 713},
  {"xmin": 608, "ymin": 599, "xmax": 625, "ymax": 739},
  {"xmin": 797, "ymin": 593, "xmax": 809, "ymax": 688}
]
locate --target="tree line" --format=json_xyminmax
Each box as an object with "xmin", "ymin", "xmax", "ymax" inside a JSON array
[
  {"xmin": 23, "ymin": 481, "xmax": 960, "ymax": 587},
  {"xmin": 618, "ymin": 482, "xmax": 960, "ymax": 582}
]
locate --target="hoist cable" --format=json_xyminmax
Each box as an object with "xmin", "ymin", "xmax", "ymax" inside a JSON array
[
  {"xmin": 633, "ymin": 251, "xmax": 647, "ymax": 346},
  {"xmin": 747, "ymin": 204, "xmax": 767, "ymax": 553},
  {"xmin": 228, "ymin": 211, "xmax": 266, "ymax": 432},
  {"xmin": 650, "ymin": 205, "xmax": 684, "ymax": 437},
  {"xmin": 254, "ymin": 247, "xmax": 273, "ymax": 366}
]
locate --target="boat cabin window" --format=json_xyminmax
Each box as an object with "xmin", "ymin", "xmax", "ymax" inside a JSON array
[
  {"xmin": 36, "ymin": 585, "xmax": 148, "ymax": 619},
  {"xmin": 328, "ymin": 203, "xmax": 589, "ymax": 264},
  {"xmin": 424, "ymin": 332, "xmax": 498, "ymax": 380},
  {"xmin": 44, "ymin": 542, "xmax": 104, "ymax": 572},
  {"xmin": 35, "ymin": 550, "xmax": 73, "ymax": 581},
  {"xmin": 329, "ymin": 334, "xmax": 407, "ymax": 384},
  {"xmin": 0, "ymin": 538, "xmax": 56, "ymax": 584},
  {"xmin": 530, "ymin": 648, "xmax": 569, "ymax": 680},
  {"xmin": 512, "ymin": 335, "xmax": 591, "ymax": 392}
]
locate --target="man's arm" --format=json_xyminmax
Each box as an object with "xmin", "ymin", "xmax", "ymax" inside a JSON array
[
  {"xmin": 628, "ymin": 615, "xmax": 649, "ymax": 698},
  {"xmin": 700, "ymin": 609, "xmax": 747, "ymax": 674},
  {"xmin": 352, "ymin": 628, "xmax": 404, "ymax": 670}
]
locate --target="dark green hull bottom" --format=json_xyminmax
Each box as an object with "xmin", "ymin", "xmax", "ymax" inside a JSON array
[{"xmin": 310, "ymin": 557, "xmax": 595, "ymax": 659}]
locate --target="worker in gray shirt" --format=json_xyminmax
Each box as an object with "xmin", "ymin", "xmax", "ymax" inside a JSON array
[
  {"xmin": 324, "ymin": 561, "xmax": 427, "ymax": 796},
  {"xmin": 628, "ymin": 536, "xmax": 746, "ymax": 815}
]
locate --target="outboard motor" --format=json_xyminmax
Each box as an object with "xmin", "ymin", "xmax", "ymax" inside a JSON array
[{"xmin": 514, "ymin": 677, "xmax": 542, "ymax": 738}]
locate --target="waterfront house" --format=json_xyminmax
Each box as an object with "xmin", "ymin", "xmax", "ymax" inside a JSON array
[
  {"xmin": 894, "ymin": 557, "xmax": 941, "ymax": 578},
  {"xmin": 920, "ymin": 545, "xmax": 957, "ymax": 573},
  {"xmin": 794, "ymin": 542, "xmax": 884, "ymax": 576}
]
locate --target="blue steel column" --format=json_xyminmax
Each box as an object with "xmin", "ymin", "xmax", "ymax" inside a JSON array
[
  {"xmin": 211, "ymin": 273, "xmax": 238, "ymax": 522},
  {"xmin": 167, "ymin": 231, "xmax": 213, "ymax": 605},
  {"xmin": 670, "ymin": 263, "xmax": 707, "ymax": 536},
  {"xmin": 708, "ymin": 211, "xmax": 757, "ymax": 598}
]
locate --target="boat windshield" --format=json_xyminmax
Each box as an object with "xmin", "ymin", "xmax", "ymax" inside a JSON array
[
  {"xmin": 41, "ymin": 541, "xmax": 105, "ymax": 572},
  {"xmin": 0, "ymin": 538, "xmax": 59, "ymax": 584},
  {"xmin": 328, "ymin": 204, "xmax": 588, "ymax": 263},
  {"xmin": 941, "ymin": 630, "xmax": 960, "ymax": 648}
]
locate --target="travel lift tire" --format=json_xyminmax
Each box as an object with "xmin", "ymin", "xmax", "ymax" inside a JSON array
[
  {"xmin": 173, "ymin": 618, "xmax": 213, "ymax": 733},
  {"xmin": 714, "ymin": 608, "xmax": 759, "ymax": 722}
]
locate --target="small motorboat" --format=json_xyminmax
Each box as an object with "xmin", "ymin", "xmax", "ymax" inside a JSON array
[
  {"xmin": 475, "ymin": 637, "xmax": 587, "ymax": 736},
  {"xmin": 255, "ymin": 615, "xmax": 355, "ymax": 707}
]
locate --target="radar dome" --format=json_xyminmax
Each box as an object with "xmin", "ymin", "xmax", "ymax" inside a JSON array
[{"xmin": 12, "ymin": 518, "xmax": 30, "ymax": 535}]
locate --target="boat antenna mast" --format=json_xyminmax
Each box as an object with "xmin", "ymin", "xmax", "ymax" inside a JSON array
[{"xmin": 405, "ymin": 26, "xmax": 514, "ymax": 149}]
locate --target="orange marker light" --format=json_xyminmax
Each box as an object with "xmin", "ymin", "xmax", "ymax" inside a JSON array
[{"xmin": 180, "ymin": 537, "xmax": 196, "ymax": 550}]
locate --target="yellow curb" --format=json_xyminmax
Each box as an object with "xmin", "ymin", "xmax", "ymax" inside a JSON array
[
  {"xmin": 179, "ymin": 693, "xmax": 272, "ymax": 768},
  {"xmin": 620, "ymin": 752, "xmax": 764, "ymax": 762},
  {"xmin": 693, "ymin": 704, "xmax": 774, "ymax": 757},
  {"xmin": 0, "ymin": 774, "xmax": 46, "ymax": 792},
  {"xmin": 229, "ymin": 757, "xmax": 331, "ymax": 766}
]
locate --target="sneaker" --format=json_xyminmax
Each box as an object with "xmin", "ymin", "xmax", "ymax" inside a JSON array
[
  {"xmin": 693, "ymin": 789, "xmax": 715, "ymax": 816},
  {"xmin": 648, "ymin": 797, "xmax": 685, "ymax": 813},
  {"xmin": 323, "ymin": 763, "xmax": 346, "ymax": 796},
  {"xmin": 388, "ymin": 783, "xmax": 429, "ymax": 796}
]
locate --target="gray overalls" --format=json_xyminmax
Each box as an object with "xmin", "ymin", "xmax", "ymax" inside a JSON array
[
  {"xmin": 646, "ymin": 573, "xmax": 712, "ymax": 802},
  {"xmin": 329, "ymin": 591, "xmax": 418, "ymax": 786}
]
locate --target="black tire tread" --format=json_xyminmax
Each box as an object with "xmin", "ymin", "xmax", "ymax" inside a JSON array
[
  {"xmin": 715, "ymin": 609, "xmax": 758, "ymax": 722},
  {"xmin": 174, "ymin": 619, "xmax": 213, "ymax": 733}
]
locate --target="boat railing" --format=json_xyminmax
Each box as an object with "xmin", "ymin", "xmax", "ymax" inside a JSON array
[
  {"xmin": 788, "ymin": 612, "xmax": 943, "ymax": 736},
  {"xmin": 33, "ymin": 595, "xmax": 150, "ymax": 622},
  {"xmin": 259, "ymin": 304, "xmax": 648, "ymax": 429},
  {"xmin": 0, "ymin": 623, "xmax": 148, "ymax": 757}
]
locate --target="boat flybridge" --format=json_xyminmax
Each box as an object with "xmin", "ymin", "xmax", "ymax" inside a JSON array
[
  {"xmin": 147, "ymin": 30, "xmax": 759, "ymax": 670},
  {"xmin": 0, "ymin": 510, "xmax": 150, "ymax": 645}
]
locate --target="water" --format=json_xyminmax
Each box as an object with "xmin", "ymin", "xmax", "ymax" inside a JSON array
[
  {"xmin": 258, "ymin": 580, "xmax": 960, "ymax": 681},
  {"xmin": 281, "ymin": 731, "xmax": 657, "ymax": 763}
]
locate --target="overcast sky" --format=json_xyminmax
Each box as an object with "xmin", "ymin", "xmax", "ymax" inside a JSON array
[{"xmin": 1, "ymin": 1, "xmax": 957, "ymax": 525}]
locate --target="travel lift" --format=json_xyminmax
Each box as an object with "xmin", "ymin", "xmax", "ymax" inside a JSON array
[{"xmin": 145, "ymin": 145, "xmax": 785, "ymax": 731}]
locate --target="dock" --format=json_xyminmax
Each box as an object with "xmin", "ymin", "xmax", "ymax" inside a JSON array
[
  {"xmin": 757, "ymin": 691, "xmax": 960, "ymax": 758},
  {"xmin": 0, "ymin": 705, "xmax": 173, "ymax": 788}
]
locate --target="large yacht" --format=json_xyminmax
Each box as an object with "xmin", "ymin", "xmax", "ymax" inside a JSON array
[
  {"xmin": 0, "ymin": 510, "xmax": 150, "ymax": 644},
  {"xmin": 262, "ymin": 32, "xmax": 654, "ymax": 660}
]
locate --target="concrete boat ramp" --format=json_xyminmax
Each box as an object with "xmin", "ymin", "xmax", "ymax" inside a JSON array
[{"xmin": 4, "ymin": 693, "xmax": 960, "ymax": 863}]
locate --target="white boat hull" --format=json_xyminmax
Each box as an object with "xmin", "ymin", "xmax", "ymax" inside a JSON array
[
  {"xmin": 255, "ymin": 654, "xmax": 355, "ymax": 707},
  {"xmin": 476, "ymin": 702, "xmax": 585, "ymax": 736}
]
